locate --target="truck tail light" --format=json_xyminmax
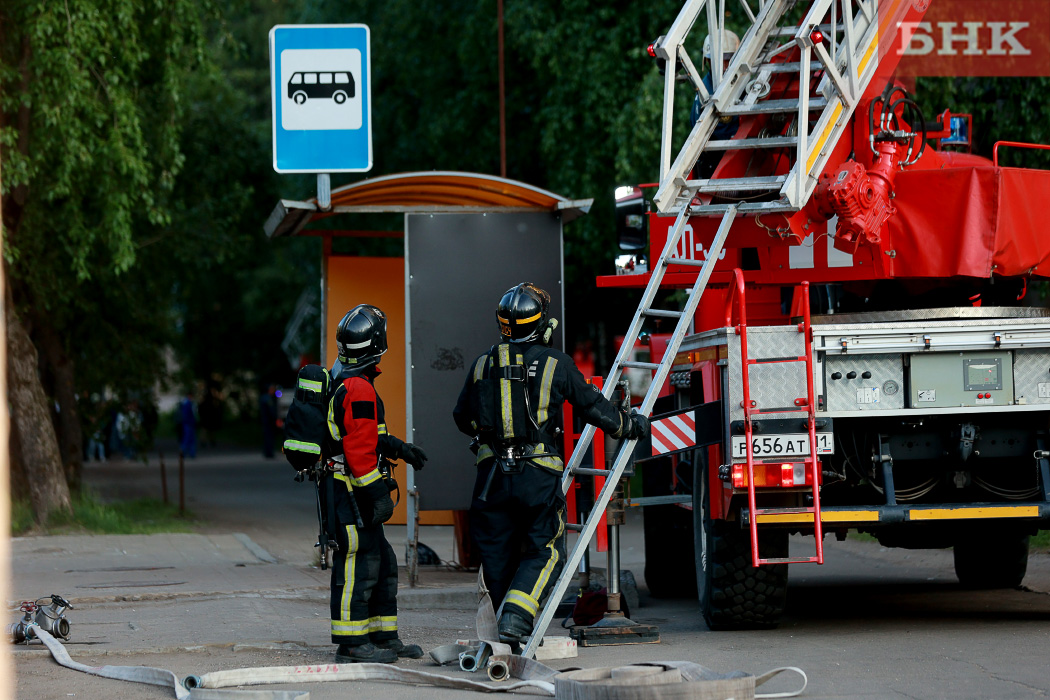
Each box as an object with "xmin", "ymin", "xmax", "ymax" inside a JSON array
[{"xmin": 732, "ymin": 462, "xmax": 820, "ymax": 488}]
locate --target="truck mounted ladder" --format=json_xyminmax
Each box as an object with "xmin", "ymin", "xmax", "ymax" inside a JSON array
[{"xmin": 652, "ymin": 0, "xmax": 894, "ymax": 216}]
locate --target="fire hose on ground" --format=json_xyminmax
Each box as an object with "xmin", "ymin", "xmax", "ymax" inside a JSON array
[{"xmin": 17, "ymin": 588, "xmax": 808, "ymax": 699}]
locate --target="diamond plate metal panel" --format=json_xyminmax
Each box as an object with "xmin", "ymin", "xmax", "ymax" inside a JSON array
[
  {"xmin": 1012, "ymin": 349, "xmax": 1050, "ymax": 405},
  {"xmin": 824, "ymin": 354, "xmax": 905, "ymax": 412},
  {"xmin": 726, "ymin": 327, "xmax": 812, "ymax": 423}
]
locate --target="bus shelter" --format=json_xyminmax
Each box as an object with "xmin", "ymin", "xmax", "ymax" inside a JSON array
[{"xmin": 265, "ymin": 171, "xmax": 591, "ymax": 581}]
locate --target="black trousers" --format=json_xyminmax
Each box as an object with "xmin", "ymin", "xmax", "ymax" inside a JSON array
[
  {"xmin": 469, "ymin": 461, "xmax": 566, "ymax": 625},
  {"xmin": 330, "ymin": 521, "xmax": 399, "ymax": 645}
]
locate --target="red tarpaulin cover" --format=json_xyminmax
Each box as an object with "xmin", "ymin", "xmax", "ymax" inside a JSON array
[{"xmin": 888, "ymin": 166, "xmax": 1050, "ymax": 278}]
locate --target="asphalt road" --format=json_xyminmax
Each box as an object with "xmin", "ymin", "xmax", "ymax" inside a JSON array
[{"xmin": 12, "ymin": 448, "xmax": 1050, "ymax": 699}]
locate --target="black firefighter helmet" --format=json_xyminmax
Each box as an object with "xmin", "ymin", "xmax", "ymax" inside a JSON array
[
  {"xmin": 497, "ymin": 282, "xmax": 551, "ymax": 343},
  {"xmin": 335, "ymin": 304, "xmax": 388, "ymax": 370}
]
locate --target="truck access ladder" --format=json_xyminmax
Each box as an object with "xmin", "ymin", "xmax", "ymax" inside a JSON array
[
  {"xmin": 651, "ymin": 0, "xmax": 890, "ymax": 216},
  {"xmin": 726, "ymin": 271, "xmax": 824, "ymax": 565},
  {"xmin": 521, "ymin": 204, "xmax": 738, "ymax": 658}
]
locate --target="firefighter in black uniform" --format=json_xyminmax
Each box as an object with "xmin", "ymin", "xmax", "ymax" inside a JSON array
[
  {"xmin": 327, "ymin": 304, "xmax": 429, "ymax": 663},
  {"xmin": 453, "ymin": 283, "xmax": 650, "ymax": 648}
]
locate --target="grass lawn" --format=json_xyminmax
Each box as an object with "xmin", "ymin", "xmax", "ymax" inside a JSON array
[{"xmin": 12, "ymin": 490, "xmax": 194, "ymax": 536}]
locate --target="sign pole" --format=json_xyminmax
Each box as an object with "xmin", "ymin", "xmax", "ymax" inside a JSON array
[{"xmin": 317, "ymin": 173, "xmax": 331, "ymax": 211}]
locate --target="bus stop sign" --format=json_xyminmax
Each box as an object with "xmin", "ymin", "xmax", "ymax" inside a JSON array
[{"xmin": 269, "ymin": 24, "xmax": 372, "ymax": 173}]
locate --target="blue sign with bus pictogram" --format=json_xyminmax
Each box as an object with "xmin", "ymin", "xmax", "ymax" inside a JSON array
[{"xmin": 269, "ymin": 24, "xmax": 372, "ymax": 173}]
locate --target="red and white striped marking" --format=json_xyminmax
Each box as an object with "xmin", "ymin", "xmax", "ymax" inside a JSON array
[{"xmin": 651, "ymin": 410, "xmax": 697, "ymax": 456}]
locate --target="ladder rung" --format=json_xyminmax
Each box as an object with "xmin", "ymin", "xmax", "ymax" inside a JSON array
[
  {"xmin": 565, "ymin": 522, "xmax": 583, "ymax": 531},
  {"xmin": 707, "ymin": 136, "xmax": 798, "ymax": 150},
  {"xmin": 754, "ymin": 507, "xmax": 816, "ymax": 515},
  {"xmin": 684, "ymin": 175, "xmax": 786, "ymax": 194},
  {"xmin": 747, "ymin": 355, "xmax": 806, "ymax": 365},
  {"xmin": 757, "ymin": 62, "xmax": 801, "ymax": 73},
  {"xmin": 621, "ymin": 360, "xmax": 662, "ymax": 371},
  {"xmin": 690, "ymin": 201, "xmax": 798, "ymax": 215},
  {"xmin": 758, "ymin": 557, "xmax": 820, "ymax": 565},
  {"xmin": 664, "ymin": 257, "xmax": 706, "ymax": 268},
  {"xmin": 617, "ymin": 361, "xmax": 659, "ymax": 371},
  {"xmin": 642, "ymin": 309, "xmax": 684, "ymax": 319},
  {"xmin": 571, "ymin": 467, "xmax": 612, "ymax": 477},
  {"xmin": 721, "ymin": 97, "xmax": 827, "ymax": 117},
  {"xmin": 771, "ymin": 23, "xmax": 838, "ymax": 37}
]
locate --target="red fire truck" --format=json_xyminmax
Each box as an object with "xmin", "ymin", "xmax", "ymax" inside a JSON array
[{"xmin": 600, "ymin": 0, "xmax": 1050, "ymax": 630}]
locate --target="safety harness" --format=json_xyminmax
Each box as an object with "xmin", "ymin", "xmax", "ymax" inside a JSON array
[{"xmin": 471, "ymin": 343, "xmax": 561, "ymax": 473}]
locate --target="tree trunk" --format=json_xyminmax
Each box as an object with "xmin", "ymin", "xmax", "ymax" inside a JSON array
[
  {"xmin": 35, "ymin": 322, "xmax": 83, "ymax": 488},
  {"xmin": 5, "ymin": 293, "xmax": 71, "ymax": 523}
]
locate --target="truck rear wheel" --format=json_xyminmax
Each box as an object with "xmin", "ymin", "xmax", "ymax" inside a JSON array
[
  {"xmin": 953, "ymin": 532, "xmax": 1030, "ymax": 589},
  {"xmin": 693, "ymin": 458, "xmax": 788, "ymax": 630}
]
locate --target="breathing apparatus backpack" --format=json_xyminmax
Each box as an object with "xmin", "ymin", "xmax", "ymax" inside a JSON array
[
  {"xmin": 282, "ymin": 365, "xmax": 333, "ymax": 471},
  {"xmin": 471, "ymin": 343, "xmax": 551, "ymax": 451}
]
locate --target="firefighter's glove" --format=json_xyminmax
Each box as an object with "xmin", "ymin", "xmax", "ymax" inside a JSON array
[
  {"xmin": 361, "ymin": 479, "xmax": 395, "ymax": 526},
  {"xmin": 400, "ymin": 443, "xmax": 429, "ymax": 471},
  {"xmin": 627, "ymin": 410, "xmax": 651, "ymax": 441}
]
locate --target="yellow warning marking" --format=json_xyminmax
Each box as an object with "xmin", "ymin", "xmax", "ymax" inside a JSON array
[
  {"xmin": 909, "ymin": 506, "xmax": 1039, "ymax": 521},
  {"xmin": 806, "ymin": 101, "xmax": 843, "ymax": 173},
  {"xmin": 857, "ymin": 34, "xmax": 878, "ymax": 77},
  {"xmin": 757, "ymin": 510, "xmax": 879, "ymax": 524}
]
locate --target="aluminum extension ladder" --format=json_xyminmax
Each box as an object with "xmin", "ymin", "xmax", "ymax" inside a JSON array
[
  {"xmin": 651, "ymin": 0, "xmax": 890, "ymax": 216},
  {"xmin": 521, "ymin": 204, "xmax": 738, "ymax": 659},
  {"xmin": 725, "ymin": 271, "xmax": 824, "ymax": 566}
]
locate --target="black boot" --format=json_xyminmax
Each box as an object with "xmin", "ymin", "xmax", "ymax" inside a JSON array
[
  {"xmin": 375, "ymin": 638, "xmax": 424, "ymax": 659},
  {"xmin": 335, "ymin": 642, "xmax": 398, "ymax": 664},
  {"xmin": 497, "ymin": 610, "xmax": 533, "ymax": 646}
]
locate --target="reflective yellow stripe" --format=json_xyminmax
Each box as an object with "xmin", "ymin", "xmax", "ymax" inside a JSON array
[
  {"xmin": 351, "ymin": 468, "xmax": 382, "ymax": 487},
  {"xmin": 472, "ymin": 355, "xmax": 487, "ymax": 382},
  {"xmin": 857, "ymin": 33, "xmax": 878, "ymax": 77},
  {"xmin": 328, "ymin": 395, "xmax": 341, "ymax": 441},
  {"xmin": 806, "ymin": 100, "xmax": 843, "ymax": 173},
  {"xmin": 498, "ymin": 344, "xmax": 514, "ymax": 439},
  {"xmin": 298, "ymin": 378, "xmax": 323, "ymax": 392},
  {"xmin": 530, "ymin": 454, "xmax": 564, "ymax": 471},
  {"xmin": 504, "ymin": 589, "xmax": 539, "ymax": 617},
  {"xmin": 536, "ymin": 356, "xmax": 558, "ymax": 424},
  {"xmin": 338, "ymin": 524, "xmax": 358, "ymax": 633},
  {"xmin": 476, "ymin": 444, "xmax": 495, "ymax": 465},
  {"xmin": 529, "ymin": 511, "xmax": 565, "ymax": 602},
  {"xmin": 283, "ymin": 440, "xmax": 320, "ymax": 454},
  {"xmin": 332, "ymin": 619, "xmax": 371, "ymax": 631},
  {"xmin": 909, "ymin": 506, "xmax": 1039, "ymax": 521},
  {"xmin": 516, "ymin": 311, "xmax": 542, "ymax": 325},
  {"xmin": 368, "ymin": 615, "xmax": 398, "ymax": 632},
  {"xmin": 378, "ymin": 422, "xmax": 388, "ymax": 436}
]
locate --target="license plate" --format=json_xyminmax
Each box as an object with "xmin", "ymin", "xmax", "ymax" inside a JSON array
[{"xmin": 731, "ymin": 432, "xmax": 834, "ymax": 459}]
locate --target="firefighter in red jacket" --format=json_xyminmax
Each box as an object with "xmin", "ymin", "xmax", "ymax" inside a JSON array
[{"xmin": 327, "ymin": 304, "xmax": 428, "ymax": 664}]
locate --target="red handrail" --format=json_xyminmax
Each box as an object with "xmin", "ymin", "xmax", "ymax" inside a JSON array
[
  {"xmin": 723, "ymin": 268, "xmax": 748, "ymax": 329},
  {"xmin": 992, "ymin": 140, "xmax": 1050, "ymax": 167}
]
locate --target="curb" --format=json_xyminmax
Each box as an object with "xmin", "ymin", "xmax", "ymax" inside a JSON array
[{"xmin": 397, "ymin": 585, "xmax": 476, "ymax": 610}]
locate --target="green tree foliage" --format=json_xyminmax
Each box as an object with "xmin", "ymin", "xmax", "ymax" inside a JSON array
[
  {"xmin": 914, "ymin": 77, "xmax": 1050, "ymax": 169},
  {"xmin": 0, "ymin": 0, "xmax": 216, "ymax": 508}
]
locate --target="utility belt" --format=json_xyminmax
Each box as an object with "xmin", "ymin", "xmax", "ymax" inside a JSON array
[
  {"xmin": 491, "ymin": 442, "xmax": 558, "ymax": 474},
  {"xmin": 327, "ymin": 454, "xmax": 396, "ymax": 483},
  {"xmin": 476, "ymin": 442, "xmax": 560, "ymax": 503}
]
